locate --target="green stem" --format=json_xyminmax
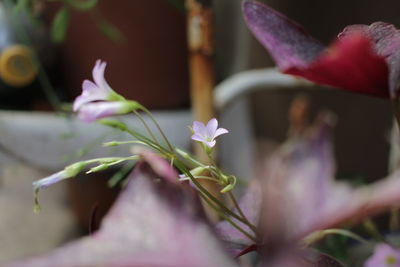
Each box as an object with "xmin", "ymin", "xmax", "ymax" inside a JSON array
[
  {"xmin": 123, "ymin": 128, "xmax": 168, "ymax": 154},
  {"xmin": 139, "ymin": 105, "xmax": 174, "ymax": 152},
  {"xmin": 198, "ymin": 191, "xmax": 257, "ymax": 243},
  {"xmin": 175, "ymin": 147, "xmax": 206, "ymax": 167},
  {"xmin": 304, "ymin": 228, "xmax": 373, "ymax": 247},
  {"xmin": 179, "ymin": 175, "xmax": 220, "ymax": 183},
  {"xmin": 390, "ymin": 207, "xmax": 400, "ymax": 232},
  {"xmin": 173, "ymin": 159, "xmax": 257, "ymax": 230},
  {"xmin": 133, "ymin": 110, "xmax": 161, "ymax": 147},
  {"xmin": 228, "ymin": 191, "xmax": 259, "ymax": 236},
  {"xmin": 363, "ymin": 219, "xmax": 386, "ymax": 242}
]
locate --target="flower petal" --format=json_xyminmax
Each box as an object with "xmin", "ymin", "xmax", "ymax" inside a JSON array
[
  {"xmin": 204, "ymin": 140, "xmax": 216, "ymax": 148},
  {"xmin": 365, "ymin": 244, "xmax": 400, "ymax": 267},
  {"xmin": 77, "ymin": 102, "xmax": 126, "ymax": 123},
  {"xmin": 191, "ymin": 133, "xmax": 205, "ymax": 143},
  {"xmin": 286, "ymin": 33, "xmax": 389, "ymax": 98},
  {"xmin": 242, "ymin": 0, "xmax": 324, "ymax": 69},
  {"xmin": 32, "ymin": 171, "xmax": 66, "ymax": 191},
  {"xmin": 214, "ymin": 128, "xmax": 229, "ymax": 138},
  {"xmin": 192, "ymin": 121, "xmax": 207, "ymax": 138},
  {"xmin": 73, "ymin": 80, "xmax": 108, "ymax": 111},
  {"xmin": 206, "ymin": 118, "xmax": 218, "ymax": 137},
  {"xmin": 92, "ymin": 59, "xmax": 111, "ymax": 91}
]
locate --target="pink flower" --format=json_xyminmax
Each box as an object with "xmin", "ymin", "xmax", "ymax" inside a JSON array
[
  {"xmin": 32, "ymin": 171, "xmax": 65, "ymax": 191},
  {"xmin": 191, "ymin": 118, "xmax": 228, "ymax": 148},
  {"xmin": 73, "ymin": 60, "xmax": 138, "ymax": 122},
  {"xmin": 73, "ymin": 60, "xmax": 120, "ymax": 111},
  {"xmin": 365, "ymin": 244, "xmax": 400, "ymax": 267},
  {"xmin": 243, "ymin": 1, "xmax": 400, "ymax": 99},
  {"xmin": 77, "ymin": 101, "xmax": 138, "ymax": 123},
  {"xmin": 33, "ymin": 162, "xmax": 87, "ymax": 192}
]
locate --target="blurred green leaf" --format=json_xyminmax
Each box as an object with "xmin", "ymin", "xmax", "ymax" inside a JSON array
[
  {"xmin": 96, "ymin": 17, "xmax": 123, "ymax": 43},
  {"xmin": 108, "ymin": 161, "xmax": 135, "ymax": 187},
  {"xmin": 14, "ymin": 0, "xmax": 31, "ymax": 12},
  {"xmin": 51, "ymin": 6, "xmax": 70, "ymax": 43},
  {"xmin": 320, "ymin": 234, "xmax": 349, "ymax": 262},
  {"xmin": 65, "ymin": 0, "xmax": 98, "ymax": 11}
]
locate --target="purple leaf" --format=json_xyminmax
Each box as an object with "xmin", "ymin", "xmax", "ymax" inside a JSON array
[
  {"xmin": 339, "ymin": 22, "xmax": 400, "ymax": 98},
  {"xmin": 242, "ymin": 0, "xmax": 324, "ymax": 69},
  {"xmin": 243, "ymin": 0, "xmax": 393, "ymax": 98},
  {"xmin": 7, "ymin": 159, "xmax": 236, "ymax": 266},
  {"xmin": 310, "ymin": 253, "xmax": 344, "ymax": 267},
  {"xmin": 262, "ymin": 112, "xmax": 400, "ymax": 245}
]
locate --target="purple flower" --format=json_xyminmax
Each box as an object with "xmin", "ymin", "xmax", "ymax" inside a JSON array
[
  {"xmin": 73, "ymin": 60, "xmax": 139, "ymax": 122},
  {"xmin": 73, "ymin": 60, "xmax": 119, "ymax": 111},
  {"xmin": 77, "ymin": 101, "xmax": 138, "ymax": 123},
  {"xmin": 32, "ymin": 171, "xmax": 65, "ymax": 191},
  {"xmin": 365, "ymin": 244, "xmax": 400, "ymax": 267},
  {"xmin": 243, "ymin": 1, "xmax": 400, "ymax": 99},
  {"xmin": 33, "ymin": 162, "xmax": 86, "ymax": 191},
  {"xmin": 191, "ymin": 118, "xmax": 228, "ymax": 148}
]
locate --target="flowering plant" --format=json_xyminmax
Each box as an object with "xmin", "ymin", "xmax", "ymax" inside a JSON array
[
  {"xmin": 1, "ymin": 58, "xmax": 397, "ymax": 267},
  {"xmin": 7, "ymin": 2, "xmax": 400, "ymax": 265}
]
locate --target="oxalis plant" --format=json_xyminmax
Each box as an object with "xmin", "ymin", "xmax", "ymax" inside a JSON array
[{"xmin": 7, "ymin": 1, "xmax": 400, "ymax": 266}]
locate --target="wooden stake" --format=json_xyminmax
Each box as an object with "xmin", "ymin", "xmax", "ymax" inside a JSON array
[{"xmin": 186, "ymin": 0, "xmax": 220, "ymax": 220}]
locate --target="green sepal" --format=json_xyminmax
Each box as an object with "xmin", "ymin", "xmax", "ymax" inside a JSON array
[
  {"xmin": 99, "ymin": 119, "xmax": 128, "ymax": 131},
  {"xmin": 64, "ymin": 161, "xmax": 87, "ymax": 177},
  {"xmin": 107, "ymin": 90, "xmax": 125, "ymax": 102},
  {"xmin": 119, "ymin": 100, "xmax": 141, "ymax": 114},
  {"xmin": 87, "ymin": 164, "xmax": 109, "ymax": 174},
  {"xmin": 220, "ymin": 175, "xmax": 237, "ymax": 193}
]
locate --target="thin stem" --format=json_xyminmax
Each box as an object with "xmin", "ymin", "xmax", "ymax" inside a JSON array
[
  {"xmin": 108, "ymin": 161, "xmax": 136, "ymax": 187},
  {"xmin": 390, "ymin": 206, "xmax": 400, "ymax": 232},
  {"xmin": 175, "ymin": 147, "xmax": 206, "ymax": 167},
  {"xmin": 173, "ymin": 159, "xmax": 256, "ymax": 230},
  {"xmin": 304, "ymin": 228, "xmax": 373, "ymax": 247},
  {"xmin": 179, "ymin": 175, "xmax": 220, "ymax": 183},
  {"xmin": 199, "ymin": 191, "xmax": 257, "ymax": 243},
  {"xmin": 103, "ymin": 140, "xmax": 148, "ymax": 147},
  {"xmin": 228, "ymin": 191, "xmax": 259, "ymax": 235},
  {"xmin": 139, "ymin": 105, "xmax": 174, "ymax": 152},
  {"xmin": 123, "ymin": 128, "xmax": 168, "ymax": 154},
  {"xmin": 363, "ymin": 219, "xmax": 386, "ymax": 243},
  {"xmin": 133, "ymin": 110, "xmax": 161, "ymax": 147}
]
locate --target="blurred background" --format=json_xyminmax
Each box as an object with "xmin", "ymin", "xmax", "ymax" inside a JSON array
[{"xmin": 0, "ymin": 0, "xmax": 398, "ymax": 263}]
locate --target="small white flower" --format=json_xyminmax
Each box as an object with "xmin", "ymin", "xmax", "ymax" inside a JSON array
[{"xmin": 191, "ymin": 118, "xmax": 228, "ymax": 148}]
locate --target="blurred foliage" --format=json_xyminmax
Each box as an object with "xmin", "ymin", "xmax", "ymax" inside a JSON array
[
  {"xmin": 15, "ymin": 0, "xmax": 185, "ymax": 44},
  {"xmin": 51, "ymin": 6, "xmax": 70, "ymax": 43},
  {"xmin": 320, "ymin": 234, "xmax": 349, "ymax": 262}
]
